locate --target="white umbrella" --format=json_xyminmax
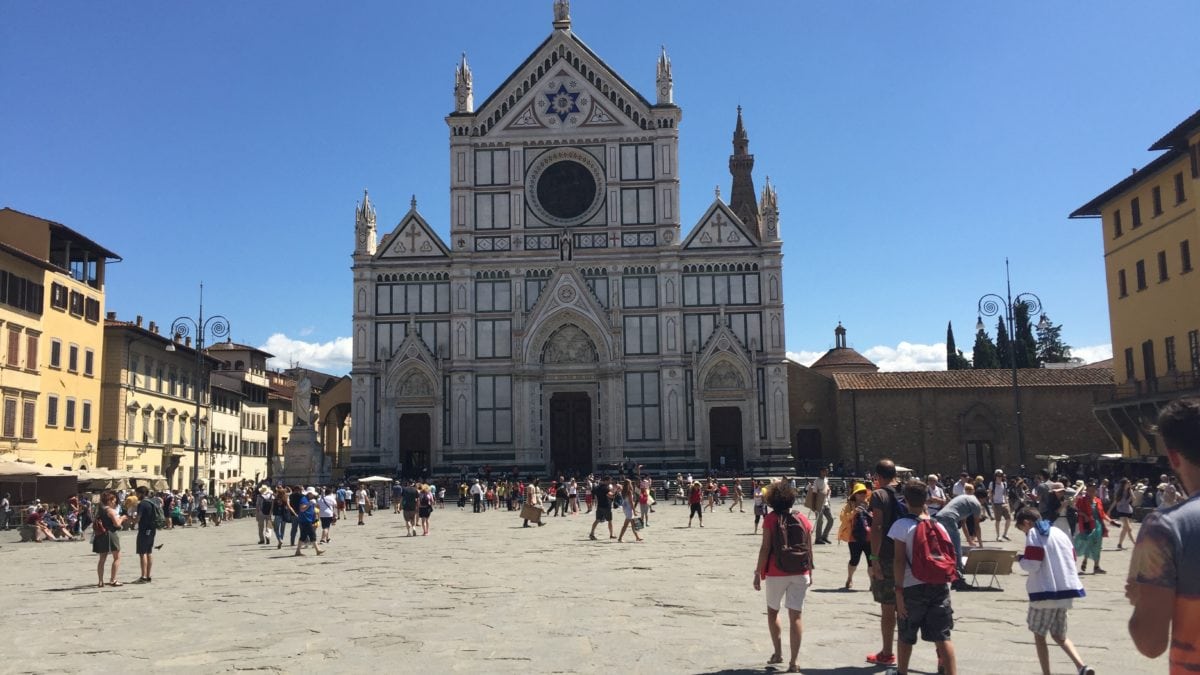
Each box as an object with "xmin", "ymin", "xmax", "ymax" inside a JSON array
[
  {"xmin": 0, "ymin": 460, "xmax": 38, "ymax": 477},
  {"xmin": 357, "ymin": 475, "xmax": 394, "ymax": 483},
  {"xmin": 895, "ymin": 465, "xmax": 915, "ymax": 474}
]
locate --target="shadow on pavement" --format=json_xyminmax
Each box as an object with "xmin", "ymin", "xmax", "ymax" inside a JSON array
[
  {"xmin": 697, "ymin": 668, "xmax": 887, "ymax": 675},
  {"xmin": 45, "ymin": 584, "xmax": 110, "ymax": 592}
]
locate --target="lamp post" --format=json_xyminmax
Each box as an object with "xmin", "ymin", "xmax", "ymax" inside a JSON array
[
  {"xmin": 167, "ymin": 284, "xmax": 230, "ymax": 493},
  {"xmin": 976, "ymin": 259, "xmax": 1050, "ymax": 470}
]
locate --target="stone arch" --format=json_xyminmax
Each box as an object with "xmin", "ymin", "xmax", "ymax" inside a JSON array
[
  {"xmin": 397, "ymin": 370, "xmax": 435, "ymax": 399},
  {"xmin": 525, "ymin": 308, "xmax": 611, "ymax": 364},
  {"xmin": 540, "ymin": 323, "xmax": 598, "ymax": 364},
  {"xmin": 959, "ymin": 401, "xmax": 999, "ymax": 437},
  {"xmin": 703, "ymin": 360, "xmax": 746, "ymax": 390}
]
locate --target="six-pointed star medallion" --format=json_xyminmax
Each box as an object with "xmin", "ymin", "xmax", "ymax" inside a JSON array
[{"xmin": 545, "ymin": 84, "xmax": 581, "ymax": 122}]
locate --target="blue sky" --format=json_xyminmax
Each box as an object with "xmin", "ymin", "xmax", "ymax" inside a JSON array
[{"xmin": 3, "ymin": 1, "xmax": 1197, "ymax": 372}]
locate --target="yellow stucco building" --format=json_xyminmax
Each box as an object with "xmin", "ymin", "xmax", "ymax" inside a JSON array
[
  {"xmin": 0, "ymin": 208, "xmax": 119, "ymax": 469},
  {"xmin": 99, "ymin": 314, "xmax": 221, "ymax": 490},
  {"xmin": 1072, "ymin": 108, "xmax": 1200, "ymax": 455}
]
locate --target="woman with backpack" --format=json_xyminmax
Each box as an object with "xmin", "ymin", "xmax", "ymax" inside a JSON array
[
  {"xmin": 752, "ymin": 482, "xmax": 814, "ymax": 673},
  {"xmin": 838, "ymin": 482, "xmax": 872, "ymax": 590},
  {"xmin": 92, "ymin": 491, "xmax": 127, "ymax": 587}
]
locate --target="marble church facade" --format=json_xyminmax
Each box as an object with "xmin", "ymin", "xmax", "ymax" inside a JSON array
[{"xmin": 349, "ymin": 2, "xmax": 790, "ymax": 476}]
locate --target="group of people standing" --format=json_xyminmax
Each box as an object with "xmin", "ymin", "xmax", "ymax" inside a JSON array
[{"xmin": 752, "ymin": 396, "xmax": 1200, "ymax": 675}]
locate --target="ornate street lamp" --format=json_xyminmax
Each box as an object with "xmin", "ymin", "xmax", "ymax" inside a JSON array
[
  {"xmin": 976, "ymin": 259, "xmax": 1050, "ymax": 470},
  {"xmin": 166, "ymin": 283, "xmax": 229, "ymax": 493}
]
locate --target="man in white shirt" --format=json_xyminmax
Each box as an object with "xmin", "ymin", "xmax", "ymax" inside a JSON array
[
  {"xmin": 988, "ymin": 469, "xmax": 1013, "ymax": 541},
  {"xmin": 812, "ymin": 467, "xmax": 833, "ymax": 544},
  {"xmin": 926, "ymin": 474, "xmax": 947, "ymax": 518},
  {"xmin": 951, "ymin": 472, "xmax": 969, "ymax": 497},
  {"xmin": 317, "ymin": 487, "xmax": 338, "ymax": 543},
  {"xmin": 469, "ymin": 479, "xmax": 484, "ymax": 513},
  {"xmin": 355, "ymin": 485, "xmax": 368, "ymax": 525}
]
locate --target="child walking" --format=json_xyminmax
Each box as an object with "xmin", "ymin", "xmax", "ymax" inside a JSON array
[
  {"xmin": 1015, "ymin": 507, "xmax": 1094, "ymax": 675},
  {"xmin": 887, "ymin": 480, "xmax": 957, "ymax": 675}
]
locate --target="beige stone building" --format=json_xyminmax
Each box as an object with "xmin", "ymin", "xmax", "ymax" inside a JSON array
[
  {"xmin": 207, "ymin": 341, "xmax": 272, "ymax": 488},
  {"xmin": 98, "ymin": 314, "xmax": 220, "ymax": 489}
]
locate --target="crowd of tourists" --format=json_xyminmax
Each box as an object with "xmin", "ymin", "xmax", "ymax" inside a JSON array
[
  {"xmin": 7, "ymin": 396, "xmax": 1200, "ymax": 674},
  {"xmin": 751, "ymin": 396, "xmax": 1199, "ymax": 675}
]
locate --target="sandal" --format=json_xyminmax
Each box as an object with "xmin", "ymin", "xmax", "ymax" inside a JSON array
[
  {"xmin": 107, "ymin": 581, "xmax": 123, "ymax": 587},
  {"xmin": 767, "ymin": 654, "xmax": 783, "ymax": 665},
  {"xmin": 786, "ymin": 666, "xmax": 800, "ymax": 673},
  {"xmin": 866, "ymin": 652, "xmax": 896, "ymax": 665}
]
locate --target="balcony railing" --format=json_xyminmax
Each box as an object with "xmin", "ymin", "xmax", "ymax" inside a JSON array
[{"xmin": 1096, "ymin": 370, "xmax": 1200, "ymax": 404}]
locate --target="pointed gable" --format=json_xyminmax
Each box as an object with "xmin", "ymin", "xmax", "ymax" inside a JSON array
[
  {"xmin": 376, "ymin": 206, "xmax": 450, "ymax": 259},
  {"xmin": 521, "ymin": 268, "xmax": 614, "ymax": 363},
  {"xmin": 682, "ymin": 199, "xmax": 758, "ymax": 249},
  {"xmin": 468, "ymin": 31, "xmax": 656, "ymax": 138}
]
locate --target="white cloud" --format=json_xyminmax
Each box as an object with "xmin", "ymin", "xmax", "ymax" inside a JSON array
[
  {"xmin": 298, "ymin": 326, "xmax": 315, "ymax": 337},
  {"xmin": 863, "ymin": 342, "xmax": 948, "ymax": 372},
  {"xmin": 260, "ymin": 333, "xmax": 352, "ymax": 373},
  {"xmin": 789, "ymin": 343, "xmax": 948, "ymax": 371},
  {"xmin": 1071, "ymin": 343, "xmax": 1113, "ymax": 364},
  {"xmin": 786, "ymin": 350, "xmax": 825, "ymax": 366}
]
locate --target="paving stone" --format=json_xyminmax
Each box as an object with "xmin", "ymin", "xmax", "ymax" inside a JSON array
[{"xmin": 0, "ymin": 502, "xmax": 1158, "ymax": 673}]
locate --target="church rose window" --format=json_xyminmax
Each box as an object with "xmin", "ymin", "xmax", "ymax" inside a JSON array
[
  {"xmin": 525, "ymin": 147, "xmax": 606, "ymax": 227},
  {"xmin": 536, "ymin": 160, "xmax": 596, "ymax": 220}
]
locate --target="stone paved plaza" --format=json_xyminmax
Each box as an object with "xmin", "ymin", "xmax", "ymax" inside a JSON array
[{"xmin": 0, "ymin": 499, "xmax": 1159, "ymax": 674}]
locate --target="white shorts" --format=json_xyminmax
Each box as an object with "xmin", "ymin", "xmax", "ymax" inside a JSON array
[{"xmin": 764, "ymin": 574, "xmax": 809, "ymax": 612}]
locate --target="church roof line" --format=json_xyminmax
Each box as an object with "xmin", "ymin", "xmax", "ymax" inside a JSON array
[{"xmin": 456, "ymin": 29, "xmax": 658, "ymax": 137}]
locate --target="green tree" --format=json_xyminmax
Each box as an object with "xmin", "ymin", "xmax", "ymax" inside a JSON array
[
  {"xmin": 1013, "ymin": 301, "xmax": 1040, "ymax": 368},
  {"xmin": 946, "ymin": 321, "xmax": 971, "ymax": 370},
  {"xmin": 1036, "ymin": 313, "xmax": 1073, "ymax": 364},
  {"xmin": 995, "ymin": 317, "xmax": 1011, "ymax": 367},
  {"xmin": 972, "ymin": 327, "xmax": 1000, "ymax": 369}
]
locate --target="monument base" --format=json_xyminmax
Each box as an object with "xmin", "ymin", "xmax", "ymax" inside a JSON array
[{"xmin": 280, "ymin": 427, "xmax": 330, "ymax": 485}]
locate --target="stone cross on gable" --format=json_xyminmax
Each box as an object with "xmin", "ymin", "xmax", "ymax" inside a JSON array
[
  {"xmin": 713, "ymin": 214, "xmax": 727, "ymax": 243},
  {"xmin": 405, "ymin": 224, "xmax": 421, "ymax": 252}
]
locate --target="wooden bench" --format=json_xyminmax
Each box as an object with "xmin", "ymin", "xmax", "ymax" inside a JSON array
[{"xmin": 963, "ymin": 548, "xmax": 1017, "ymax": 590}]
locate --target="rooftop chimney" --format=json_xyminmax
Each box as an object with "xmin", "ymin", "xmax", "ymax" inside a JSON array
[
  {"xmin": 148, "ymin": 321, "xmax": 157, "ymax": 334},
  {"xmin": 185, "ymin": 337, "xmax": 192, "ymax": 348},
  {"xmin": 135, "ymin": 315, "xmax": 143, "ymax": 327},
  {"xmin": 106, "ymin": 311, "xmax": 116, "ymax": 320}
]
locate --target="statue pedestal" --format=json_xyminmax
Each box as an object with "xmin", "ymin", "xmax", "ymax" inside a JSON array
[{"xmin": 281, "ymin": 426, "xmax": 329, "ymax": 485}]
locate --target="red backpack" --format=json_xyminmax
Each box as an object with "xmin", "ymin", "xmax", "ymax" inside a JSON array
[
  {"xmin": 908, "ymin": 516, "xmax": 957, "ymax": 584},
  {"xmin": 773, "ymin": 511, "xmax": 813, "ymax": 574}
]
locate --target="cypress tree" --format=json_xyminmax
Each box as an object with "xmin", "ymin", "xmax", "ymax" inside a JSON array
[
  {"xmin": 1013, "ymin": 301, "xmax": 1040, "ymax": 368},
  {"xmin": 947, "ymin": 321, "xmax": 971, "ymax": 370},
  {"xmin": 1036, "ymin": 313, "xmax": 1073, "ymax": 363},
  {"xmin": 973, "ymin": 327, "xmax": 1000, "ymax": 369},
  {"xmin": 995, "ymin": 318, "xmax": 1011, "ymax": 368}
]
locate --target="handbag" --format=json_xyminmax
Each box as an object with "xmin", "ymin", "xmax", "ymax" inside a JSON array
[{"xmin": 633, "ymin": 517, "xmax": 644, "ymax": 531}]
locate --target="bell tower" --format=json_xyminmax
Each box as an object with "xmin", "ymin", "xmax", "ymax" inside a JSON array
[
  {"xmin": 728, "ymin": 106, "xmax": 760, "ymax": 233},
  {"xmin": 354, "ymin": 189, "xmax": 377, "ymax": 256}
]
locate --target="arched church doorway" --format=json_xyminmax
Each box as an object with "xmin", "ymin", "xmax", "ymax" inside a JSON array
[
  {"xmin": 709, "ymin": 407, "xmax": 743, "ymax": 471},
  {"xmin": 794, "ymin": 428, "xmax": 822, "ymax": 474},
  {"xmin": 550, "ymin": 392, "xmax": 592, "ymax": 474},
  {"xmin": 398, "ymin": 413, "xmax": 431, "ymax": 478}
]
